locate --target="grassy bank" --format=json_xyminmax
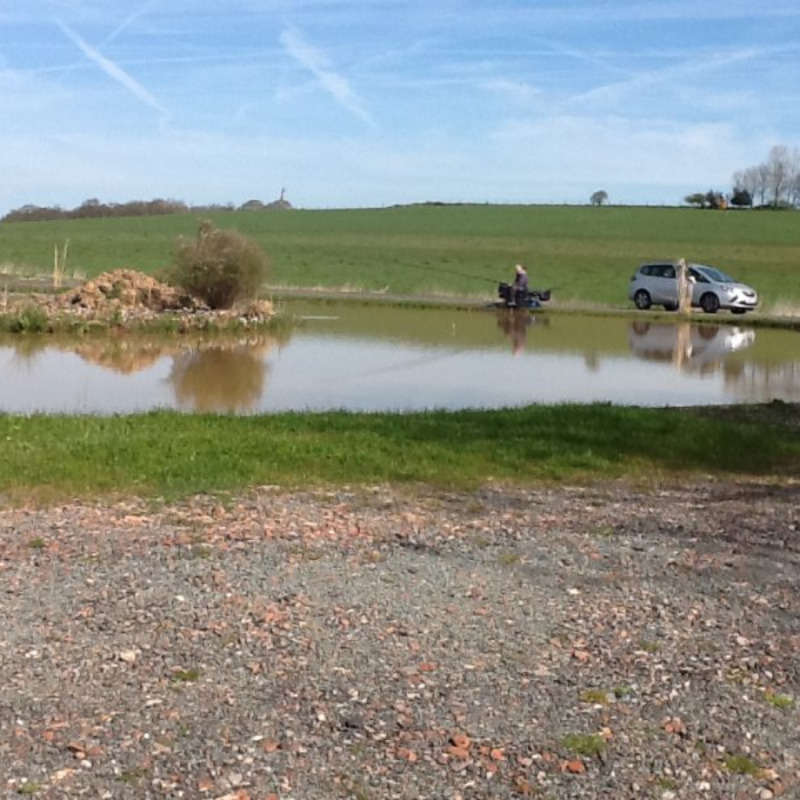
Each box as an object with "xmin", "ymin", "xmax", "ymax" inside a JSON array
[
  {"xmin": 1, "ymin": 403, "xmax": 797, "ymax": 503},
  {"xmin": 2, "ymin": 204, "xmax": 800, "ymax": 311}
]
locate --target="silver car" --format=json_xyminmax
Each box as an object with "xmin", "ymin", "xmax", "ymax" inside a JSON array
[{"xmin": 628, "ymin": 261, "xmax": 758, "ymax": 314}]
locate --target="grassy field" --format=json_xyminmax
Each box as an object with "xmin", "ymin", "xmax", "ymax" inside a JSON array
[
  {"xmin": 2, "ymin": 204, "xmax": 799, "ymax": 310},
  {"xmin": 0, "ymin": 404, "xmax": 797, "ymax": 503}
]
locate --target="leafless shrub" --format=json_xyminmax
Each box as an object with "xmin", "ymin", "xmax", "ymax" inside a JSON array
[{"xmin": 169, "ymin": 220, "xmax": 270, "ymax": 309}]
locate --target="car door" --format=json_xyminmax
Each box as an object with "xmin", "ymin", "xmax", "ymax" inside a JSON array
[
  {"xmin": 688, "ymin": 266, "xmax": 710, "ymax": 306},
  {"xmin": 650, "ymin": 263, "xmax": 678, "ymax": 305}
]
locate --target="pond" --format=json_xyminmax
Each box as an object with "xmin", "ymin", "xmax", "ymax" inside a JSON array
[{"xmin": 1, "ymin": 301, "xmax": 798, "ymax": 414}]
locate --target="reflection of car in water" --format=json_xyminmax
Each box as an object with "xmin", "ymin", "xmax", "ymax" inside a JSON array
[{"xmin": 628, "ymin": 322, "xmax": 755, "ymax": 373}]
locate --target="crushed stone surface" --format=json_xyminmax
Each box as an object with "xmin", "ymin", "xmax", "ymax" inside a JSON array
[{"xmin": 1, "ymin": 480, "xmax": 798, "ymax": 799}]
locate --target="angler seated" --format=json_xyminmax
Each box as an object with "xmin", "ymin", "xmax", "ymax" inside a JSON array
[{"xmin": 512, "ymin": 264, "xmax": 529, "ymax": 306}]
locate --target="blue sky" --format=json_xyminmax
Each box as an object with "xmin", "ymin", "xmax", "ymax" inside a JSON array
[{"xmin": 1, "ymin": 0, "xmax": 798, "ymax": 214}]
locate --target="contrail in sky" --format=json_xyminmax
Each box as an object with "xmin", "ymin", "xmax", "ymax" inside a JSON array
[
  {"xmin": 103, "ymin": 0, "xmax": 160, "ymax": 46},
  {"xmin": 58, "ymin": 21, "xmax": 167, "ymax": 115},
  {"xmin": 280, "ymin": 25, "xmax": 374, "ymax": 126}
]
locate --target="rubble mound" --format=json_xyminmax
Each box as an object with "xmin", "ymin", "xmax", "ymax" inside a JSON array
[
  {"xmin": 0, "ymin": 268, "xmax": 277, "ymax": 329},
  {"xmin": 59, "ymin": 269, "xmax": 201, "ymax": 314}
]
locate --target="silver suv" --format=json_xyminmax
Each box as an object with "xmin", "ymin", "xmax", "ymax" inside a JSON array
[{"xmin": 628, "ymin": 261, "xmax": 758, "ymax": 314}]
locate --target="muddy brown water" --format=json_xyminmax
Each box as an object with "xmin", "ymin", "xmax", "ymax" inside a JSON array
[{"xmin": 1, "ymin": 302, "xmax": 798, "ymax": 414}]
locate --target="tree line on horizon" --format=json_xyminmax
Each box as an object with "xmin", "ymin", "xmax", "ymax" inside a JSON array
[
  {"xmin": 685, "ymin": 144, "xmax": 800, "ymax": 210},
  {"xmin": 0, "ymin": 194, "xmax": 292, "ymax": 224},
  {"xmin": 5, "ymin": 145, "xmax": 799, "ymax": 223}
]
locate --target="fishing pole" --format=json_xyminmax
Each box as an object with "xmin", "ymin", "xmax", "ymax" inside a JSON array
[{"xmin": 400, "ymin": 261, "xmax": 499, "ymax": 285}]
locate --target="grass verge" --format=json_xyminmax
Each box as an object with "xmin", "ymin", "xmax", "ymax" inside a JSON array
[{"xmin": 0, "ymin": 402, "xmax": 797, "ymax": 503}]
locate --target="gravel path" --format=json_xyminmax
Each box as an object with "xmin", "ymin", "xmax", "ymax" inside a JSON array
[{"xmin": 1, "ymin": 480, "xmax": 798, "ymax": 799}]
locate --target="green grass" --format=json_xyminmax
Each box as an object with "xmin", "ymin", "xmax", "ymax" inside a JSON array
[
  {"xmin": 0, "ymin": 403, "xmax": 796, "ymax": 503},
  {"xmin": 2, "ymin": 204, "xmax": 799, "ymax": 310}
]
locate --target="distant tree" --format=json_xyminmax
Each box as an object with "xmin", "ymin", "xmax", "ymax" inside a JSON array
[
  {"xmin": 684, "ymin": 192, "xmax": 706, "ymax": 208},
  {"xmin": 732, "ymin": 167, "xmax": 761, "ymax": 206},
  {"xmin": 766, "ymin": 145, "xmax": 800, "ymax": 207},
  {"xmin": 704, "ymin": 189, "xmax": 725, "ymax": 210},
  {"xmin": 790, "ymin": 172, "xmax": 800, "ymax": 207},
  {"xmin": 78, "ymin": 198, "xmax": 104, "ymax": 217},
  {"xmin": 729, "ymin": 186, "xmax": 753, "ymax": 208},
  {"xmin": 590, "ymin": 190, "xmax": 608, "ymax": 206},
  {"xmin": 732, "ymin": 145, "xmax": 800, "ymax": 208},
  {"xmin": 240, "ymin": 199, "xmax": 266, "ymax": 211},
  {"xmin": 686, "ymin": 190, "xmax": 726, "ymax": 209},
  {"xmin": 756, "ymin": 163, "xmax": 771, "ymax": 205}
]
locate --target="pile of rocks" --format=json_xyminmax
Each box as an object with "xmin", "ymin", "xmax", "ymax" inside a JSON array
[
  {"xmin": 4, "ymin": 268, "xmax": 276, "ymax": 328},
  {"xmin": 58, "ymin": 269, "xmax": 201, "ymax": 315}
]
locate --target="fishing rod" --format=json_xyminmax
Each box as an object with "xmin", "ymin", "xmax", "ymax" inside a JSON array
[
  {"xmin": 400, "ymin": 261, "xmax": 500, "ymax": 285},
  {"xmin": 398, "ymin": 261, "xmax": 559, "ymax": 309}
]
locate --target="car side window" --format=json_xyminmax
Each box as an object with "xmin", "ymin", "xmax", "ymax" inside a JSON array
[
  {"xmin": 662, "ymin": 265, "xmax": 675, "ymax": 279},
  {"xmin": 689, "ymin": 268, "xmax": 708, "ymax": 283}
]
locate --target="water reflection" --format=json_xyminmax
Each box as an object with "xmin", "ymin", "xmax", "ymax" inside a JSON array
[
  {"xmin": 0, "ymin": 304, "xmax": 798, "ymax": 414},
  {"xmin": 627, "ymin": 321, "xmax": 756, "ymax": 374},
  {"xmin": 495, "ymin": 310, "xmax": 550, "ymax": 355},
  {"xmin": 67, "ymin": 337, "xmax": 169, "ymax": 374},
  {"xmin": 169, "ymin": 342, "xmax": 269, "ymax": 412}
]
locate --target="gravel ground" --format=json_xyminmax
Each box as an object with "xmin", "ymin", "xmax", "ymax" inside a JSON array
[{"xmin": 1, "ymin": 480, "xmax": 798, "ymax": 800}]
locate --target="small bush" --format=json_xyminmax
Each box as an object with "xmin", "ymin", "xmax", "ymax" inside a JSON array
[{"xmin": 169, "ymin": 220, "xmax": 270, "ymax": 309}]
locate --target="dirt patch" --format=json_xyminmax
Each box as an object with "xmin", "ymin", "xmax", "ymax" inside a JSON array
[{"xmin": 1, "ymin": 479, "xmax": 798, "ymax": 798}]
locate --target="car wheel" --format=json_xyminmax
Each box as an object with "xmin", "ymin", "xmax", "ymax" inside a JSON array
[
  {"xmin": 634, "ymin": 290, "xmax": 652, "ymax": 310},
  {"xmin": 700, "ymin": 293, "xmax": 720, "ymax": 314}
]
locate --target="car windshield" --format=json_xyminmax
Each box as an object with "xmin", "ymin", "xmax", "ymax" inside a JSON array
[{"xmin": 692, "ymin": 264, "xmax": 735, "ymax": 283}]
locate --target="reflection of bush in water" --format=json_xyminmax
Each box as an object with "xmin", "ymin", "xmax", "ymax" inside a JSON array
[{"xmin": 170, "ymin": 345, "xmax": 269, "ymax": 412}]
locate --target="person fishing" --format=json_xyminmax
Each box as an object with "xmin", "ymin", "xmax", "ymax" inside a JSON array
[{"xmin": 512, "ymin": 263, "xmax": 529, "ymax": 307}]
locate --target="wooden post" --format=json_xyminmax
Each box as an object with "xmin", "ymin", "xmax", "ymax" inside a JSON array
[{"xmin": 677, "ymin": 258, "xmax": 692, "ymax": 314}]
